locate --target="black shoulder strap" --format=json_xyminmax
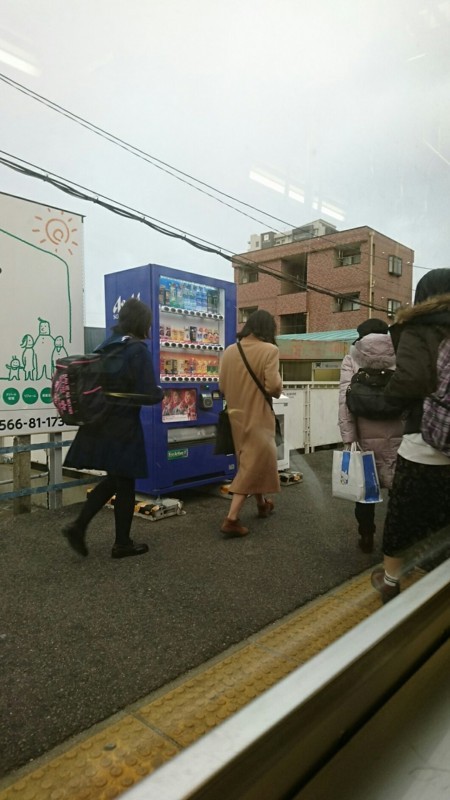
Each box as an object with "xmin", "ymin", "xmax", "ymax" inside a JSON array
[{"xmin": 237, "ymin": 341, "xmax": 273, "ymax": 410}]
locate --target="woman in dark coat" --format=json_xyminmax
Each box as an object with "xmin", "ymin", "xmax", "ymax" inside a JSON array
[
  {"xmin": 63, "ymin": 298, "xmax": 163, "ymax": 559},
  {"xmin": 371, "ymin": 268, "xmax": 450, "ymax": 602}
]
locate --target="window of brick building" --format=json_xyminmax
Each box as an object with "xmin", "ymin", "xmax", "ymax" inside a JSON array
[
  {"xmin": 334, "ymin": 293, "xmax": 361, "ymax": 312},
  {"xmin": 335, "ymin": 245, "xmax": 361, "ymax": 266},
  {"xmin": 238, "ymin": 306, "xmax": 258, "ymax": 324},
  {"xmin": 387, "ymin": 298, "xmax": 401, "ymax": 317},
  {"xmin": 238, "ymin": 266, "xmax": 259, "ymax": 284},
  {"xmin": 280, "ymin": 255, "xmax": 307, "ymax": 295},
  {"xmin": 279, "ymin": 313, "xmax": 307, "ymax": 335},
  {"xmin": 388, "ymin": 255, "xmax": 402, "ymax": 276}
]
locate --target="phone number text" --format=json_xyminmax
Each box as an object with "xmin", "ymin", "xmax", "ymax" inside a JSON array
[{"xmin": 0, "ymin": 416, "xmax": 65, "ymax": 431}]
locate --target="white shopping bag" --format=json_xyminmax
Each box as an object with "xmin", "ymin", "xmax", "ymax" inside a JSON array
[{"xmin": 332, "ymin": 444, "xmax": 382, "ymax": 504}]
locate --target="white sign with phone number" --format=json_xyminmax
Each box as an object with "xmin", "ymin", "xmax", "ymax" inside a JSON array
[{"xmin": 0, "ymin": 193, "xmax": 84, "ymax": 434}]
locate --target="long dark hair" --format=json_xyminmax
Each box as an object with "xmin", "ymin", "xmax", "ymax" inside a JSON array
[
  {"xmin": 414, "ymin": 268, "xmax": 450, "ymax": 304},
  {"xmin": 237, "ymin": 309, "xmax": 277, "ymax": 345},
  {"xmin": 113, "ymin": 298, "xmax": 152, "ymax": 339}
]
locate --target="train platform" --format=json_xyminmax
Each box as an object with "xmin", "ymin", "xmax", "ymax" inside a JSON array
[{"xmin": 0, "ymin": 449, "xmax": 421, "ymax": 799}]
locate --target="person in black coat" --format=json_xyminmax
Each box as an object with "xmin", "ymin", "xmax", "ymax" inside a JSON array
[
  {"xmin": 63, "ymin": 298, "xmax": 163, "ymax": 559},
  {"xmin": 371, "ymin": 268, "xmax": 450, "ymax": 602}
]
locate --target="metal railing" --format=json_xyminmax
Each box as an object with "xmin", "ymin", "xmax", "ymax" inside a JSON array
[{"xmin": 0, "ymin": 434, "xmax": 99, "ymax": 511}]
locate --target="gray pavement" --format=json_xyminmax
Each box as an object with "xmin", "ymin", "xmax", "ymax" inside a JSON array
[{"xmin": 0, "ymin": 449, "xmax": 385, "ymax": 778}]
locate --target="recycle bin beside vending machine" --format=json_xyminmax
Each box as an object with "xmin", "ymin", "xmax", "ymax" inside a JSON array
[
  {"xmin": 273, "ymin": 393, "xmax": 290, "ymax": 471},
  {"xmin": 104, "ymin": 264, "xmax": 237, "ymax": 496}
]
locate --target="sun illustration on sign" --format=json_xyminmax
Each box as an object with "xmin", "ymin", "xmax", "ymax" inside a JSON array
[{"xmin": 32, "ymin": 208, "xmax": 79, "ymax": 255}]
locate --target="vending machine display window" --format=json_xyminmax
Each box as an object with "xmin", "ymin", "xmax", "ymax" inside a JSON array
[{"xmin": 162, "ymin": 388, "xmax": 197, "ymax": 422}]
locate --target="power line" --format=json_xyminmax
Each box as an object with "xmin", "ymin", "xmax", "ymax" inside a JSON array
[
  {"xmin": 0, "ymin": 71, "xmax": 295, "ymax": 234},
  {"xmin": 0, "ymin": 150, "xmax": 394, "ymax": 314},
  {"xmin": 0, "ymin": 70, "xmax": 426, "ymax": 292}
]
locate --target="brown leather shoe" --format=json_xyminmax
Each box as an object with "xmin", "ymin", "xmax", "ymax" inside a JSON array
[
  {"xmin": 257, "ymin": 498, "xmax": 275, "ymax": 518},
  {"xmin": 371, "ymin": 567, "xmax": 400, "ymax": 604},
  {"xmin": 220, "ymin": 517, "xmax": 249, "ymax": 537}
]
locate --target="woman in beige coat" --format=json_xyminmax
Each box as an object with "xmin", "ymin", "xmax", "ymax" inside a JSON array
[{"xmin": 219, "ymin": 310, "xmax": 282, "ymax": 537}]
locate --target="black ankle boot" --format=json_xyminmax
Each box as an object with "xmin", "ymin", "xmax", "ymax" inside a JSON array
[
  {"xmin": 63, "ymin": 522, "xmax": 88, "ymax": 557},
  {"xmin": 111, "ymin": 540, "xmax": 149, "ymax": 559},
  {"xmin": 358, "ymin": 531, "xmax": 374, "ymax": 553}
]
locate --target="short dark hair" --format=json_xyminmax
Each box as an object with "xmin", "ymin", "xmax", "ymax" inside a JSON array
[
  {"xmin": 356, "ymin": 318, "xmax": 389, "ymax": 340},
  {"xmin": 414, "ymin": 268, "xmax": 450, "ymax": 304},
  {"xmin": 113, "ymin": 298, "xmax": 152, "ymax": 339},
  {"xmin": 237, "ymin": 309, "xmax": 277, "ymax": 345}
]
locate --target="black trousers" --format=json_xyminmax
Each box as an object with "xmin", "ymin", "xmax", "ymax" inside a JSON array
[
  {"xmin": 354, "ymin": 502, "xmax": 376, "ymax": 534},
  {"xmin": 76, "ymin": 474, "xmax": 135, "ymax": 545}
]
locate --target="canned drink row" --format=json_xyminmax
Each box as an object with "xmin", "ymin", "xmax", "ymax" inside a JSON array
[
  {"xmin": 159, "ymin": 323, "xmax": 221, "ymax": 344},
  {"xmin": 159, "ymin": 278, "xmax": 221, "ymax": 315}
]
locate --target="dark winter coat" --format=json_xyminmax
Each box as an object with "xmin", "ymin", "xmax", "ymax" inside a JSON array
[
  {"xmin": 385, "ymin": 293, "xmax": 450, "ymax": 434},
  {"xmin": 338, "ymin": 333, "xmax": 404, "ymax": 489},
  {"xmin": 64, "ymin": 334, "xmax": 163, "ymax": 478}
]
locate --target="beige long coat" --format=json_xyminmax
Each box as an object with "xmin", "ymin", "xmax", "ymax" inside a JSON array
[{"xmin": 219, "ymin": 334, "xmax": 282, "ymax": 494}]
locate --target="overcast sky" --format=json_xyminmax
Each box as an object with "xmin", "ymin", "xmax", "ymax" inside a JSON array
[{"xmin": 1, "ymin": 0, "xmax": 449, "ymax": 326}]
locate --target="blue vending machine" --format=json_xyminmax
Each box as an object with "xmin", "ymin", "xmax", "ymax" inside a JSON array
[{"xmin": 104, "ymin": 264, "xmax": 237, "ymax": 495}]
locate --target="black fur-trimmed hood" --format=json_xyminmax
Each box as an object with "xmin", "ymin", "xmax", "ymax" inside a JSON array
[{"xmin": 394, "ymin": 293, "xmax": 450, "ymax": 326}]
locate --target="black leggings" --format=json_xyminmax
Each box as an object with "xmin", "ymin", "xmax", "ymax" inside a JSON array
[
  {"xmin": 76, "ymin": 474, "xmax": 135, "ymax": 545},
  {"xmin": 354, "ymin": 502, "xmax": 376, "ymax": 534}
]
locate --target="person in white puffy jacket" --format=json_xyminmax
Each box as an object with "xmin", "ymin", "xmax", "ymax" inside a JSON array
[{"xmin": 338, "ymin": 318, "xmax": 404, "ymax": 553}]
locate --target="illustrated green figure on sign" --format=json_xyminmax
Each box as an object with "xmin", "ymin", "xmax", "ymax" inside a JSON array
[
  {"xmin": 33, "ymin": 317, "xmax": 55, "ymax": 380},
  {"xmin": 20, "ymin": 333, "xmax": 37, "ymax": 380},
  {"xmin": 51, "ymin": 335, "xmax": 68, "ymax": 371},
  {"xmin": 5, "ymin": 355, "xmax": 22, "ymax": 381}
]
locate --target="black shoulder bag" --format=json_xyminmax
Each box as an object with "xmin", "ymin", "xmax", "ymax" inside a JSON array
[
  {"xmin": 214, "ymin": 404, "xmax": 235, "ymax": 455},
  {"xmin": 237, "ymin": 341, "xmax": 283, "ymax": 446}
]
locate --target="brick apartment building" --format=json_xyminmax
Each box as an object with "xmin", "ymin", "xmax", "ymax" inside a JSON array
[{"xmin": 233, "ymin": 222, "xmax": 414, "ymax": 334}]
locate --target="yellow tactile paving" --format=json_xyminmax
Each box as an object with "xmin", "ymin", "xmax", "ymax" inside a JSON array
[
  {"xmin": 0, "ymin": 569, "xmax": 423, "ymax": 800},
  {"xmin": 0, "ymin": 716, "xmax": 179, "ymax": 800},
  {"xmin": 137, "ymin": 644, "xmax": 296, "ymax": 748}
]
